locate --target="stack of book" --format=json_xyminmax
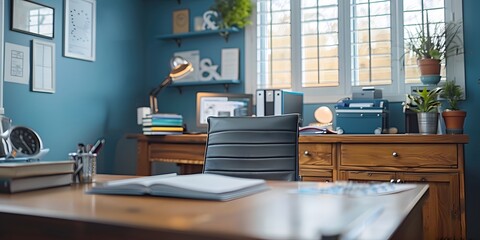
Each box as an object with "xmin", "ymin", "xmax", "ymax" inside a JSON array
[
  {"xmin": 0, "ymin": 160, "xmax": 74, "ymax": 193},
  {"xmin": 142, "ymin": 113, "xmax": 184, "ymax": 135}
]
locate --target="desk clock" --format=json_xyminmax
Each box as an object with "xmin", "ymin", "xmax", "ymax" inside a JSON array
[
  {"xmin": 7, "ymin": 126, "xmax": 43, "ymax": 157},
  {"xmin": 0, "ymin": 116, "xmax": 48, "ymax": 161}
]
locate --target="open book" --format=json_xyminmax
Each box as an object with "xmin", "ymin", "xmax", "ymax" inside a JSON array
[{"xmin": 88, "ymin": 173, "xmax": 269, "ymax": 201}]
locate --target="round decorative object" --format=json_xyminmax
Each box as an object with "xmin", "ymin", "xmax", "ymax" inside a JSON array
[
  {"xmin": 7, "ymin": 126, "xmax": 43, "ymax": 157},
  {"xmin": 314, "ymin": 106, "xmax": 333, "ymax": 124}
]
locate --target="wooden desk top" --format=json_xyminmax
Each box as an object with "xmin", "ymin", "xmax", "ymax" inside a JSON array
[
  {"xmin": 128, "ymin": 133, "xmax": 469, "ymax": 144},
  {"xmin": 0, "ymin": 175, "xmax": 428, "ymax": 240}
]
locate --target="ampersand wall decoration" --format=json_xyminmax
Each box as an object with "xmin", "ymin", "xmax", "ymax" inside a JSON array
[
  {"xmin": 202, "ymin": 10, "xmax": 219, "ymax": 30},
  {"xmin": 199, "ymin": 58, "xmax": 222, "ymax": 81}
]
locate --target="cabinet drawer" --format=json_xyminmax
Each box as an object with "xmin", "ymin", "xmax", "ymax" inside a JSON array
[
  {"xmin": 301, "ymin": 176, "xmax": 333, "ymax": 182},
  {"xmin": 150, "ymin": 143, "xmax": 205, "ymax": 164},
  {"xmin": 299, "ymin": 144, "xmax": 333, "ymax": 167},
  {"xmin": 300, "ymin": 169, "xmax": 333, "ymax": 182},
  {"xmin": 340, "ymin": 144, "xmax": 457, "ymax": 168},
  {"xmin": 338, "ymin": 170, "xmax": 396, "ymax": 182}
]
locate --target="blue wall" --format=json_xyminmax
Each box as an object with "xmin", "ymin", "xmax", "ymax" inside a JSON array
[
  {"xmin": 145, "ymin": 0, "xmax": 245, "ymax": 133},
  {"xmin": 461, "ymin": 0, "xmax": 480, "ymax": 238},
  {"xmin": 3, "ymin": 0, "xmax": 146, "ymax": 174}
]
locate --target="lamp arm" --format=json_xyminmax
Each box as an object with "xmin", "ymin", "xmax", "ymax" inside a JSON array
[{"xmin": 149, "ymin": 76, "xmax": 173, "ymax": 114}]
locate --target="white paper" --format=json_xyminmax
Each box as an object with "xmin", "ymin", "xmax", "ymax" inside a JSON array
[
  {"xmin": 4, "ymin": 43, "xmax": 30, "ymax": 84},
  {"xmin": 174, "ymin": 50, "xmax": 200, "ymax": 82},
  {"xmin": 221, "ymin": 48, "xmax": 239, "ymax": 80}
]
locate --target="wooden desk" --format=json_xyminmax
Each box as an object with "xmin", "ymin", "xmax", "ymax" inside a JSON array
[
  {"xmin": 127, "ymin": 133, "xmax": 469, "ymax": 239},
  {"xmin": 0, "ymin": 175, "xmax": 428, "ymax": 240}
]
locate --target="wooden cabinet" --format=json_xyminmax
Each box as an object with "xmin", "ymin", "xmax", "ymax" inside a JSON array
[
  {"xmin": 339, "ymin": 171, "xmax": 461, "ymax": 239},
  {"xmin": 129, "ymin": 134, "xmax": 468, "ymax": 239},
  {"xmin": 298, "ymin": 143, "xmax": 334, "ymax": 182},
  {"xmin": 337, "ymin": 141, "xmax": 465, "ymax": 240}
]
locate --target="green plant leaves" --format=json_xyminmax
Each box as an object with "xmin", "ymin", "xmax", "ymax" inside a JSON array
[
  {"xmin": 440, "ymin": 80, "xmax": 463, "ymax": 110},
  {"xmin": 210, "ymin": 0, "xmax": 252, "ymax": 29},
  {"xmin": 407, "ymin": 87, "xmax": 442, "ymax": 113}
]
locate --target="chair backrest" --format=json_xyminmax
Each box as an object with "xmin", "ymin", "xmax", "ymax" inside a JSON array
[{"xmin": 203, "ymin": 114, "xmax": 299, "ymax": 181}]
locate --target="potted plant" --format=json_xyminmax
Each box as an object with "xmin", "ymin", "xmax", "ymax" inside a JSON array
[
  {"xmin": 440, "ymin": 80, "xmax": 466, "ymax": 134},
  {"xmin": 405, "ymin": 17, "xmax": 462, "ymax": 85},
  {"xmin": 407, "ymin": 87, "xmax": 442, "ymax": 134},
  {"xmin": 210, "ymin": 0, "xmax": 252, "ymax": 37}
]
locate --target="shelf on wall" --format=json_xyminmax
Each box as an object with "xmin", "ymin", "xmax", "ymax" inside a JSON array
[
  {"xmin": 169, "ymin": 79, "xmax": 240, "ymax": 93},
  {"xmin": 156, "ymin": 27, "xmax": 240, "ymax": 47}
]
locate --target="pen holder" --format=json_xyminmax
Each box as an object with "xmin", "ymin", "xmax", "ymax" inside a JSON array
[{"xmin": 69, "ymin": 152, "xmax": 97, "ymax": 183}]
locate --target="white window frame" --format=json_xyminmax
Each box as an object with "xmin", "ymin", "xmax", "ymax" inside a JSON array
[
  {"xmin": 0, "ymin": 0, "xmax": 4, "ymax": 114},
  {"xmin": 245, "ymin": 0, "xmax": 465, "ymax": 104}
]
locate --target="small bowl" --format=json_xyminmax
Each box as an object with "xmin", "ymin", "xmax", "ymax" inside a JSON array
[{"xmin": 420, "ymin": 75, "xmax": 441, "ymax": 85}]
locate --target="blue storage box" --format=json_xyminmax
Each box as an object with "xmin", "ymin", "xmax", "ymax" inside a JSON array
[{"xmin": 335, "ymin": 99, "xmax": 389, "ymax": 134}]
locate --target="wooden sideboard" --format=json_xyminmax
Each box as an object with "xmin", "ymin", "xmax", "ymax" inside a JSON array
[{"xmin": 127, "ymin": 133, "xmax": 469, "ymax": 239}]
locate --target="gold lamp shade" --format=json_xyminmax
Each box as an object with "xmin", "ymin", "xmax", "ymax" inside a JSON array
[
  {"xmin": 170, "ymin": 56, "xmax": 193, "ymax": 80},
  {"xmin": 149, "ymin": 56, "xmax": 193, "ymax": 113}
]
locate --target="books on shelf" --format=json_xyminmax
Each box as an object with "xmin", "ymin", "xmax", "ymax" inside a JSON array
[
  {"xmin": 88, "ymin": 173, "xmax": 269, "ymax": 201},
  {"xmin": 142, "ymin": 126, "xmax": 184, "ymax": 132},
  {"xmin": 0, "ymin": 173, "xmax": 72, "ymax": 193},
  {"xmin": 142, "ymin": 113, "xmax": 184, "ymax": 135},
  {"xmin": 0, "ymin": 160, "xmax": 74, "ymax": 178},
  {"xmin": 143, "ymin": 131, "xmax": 183, "ymax": 136},
  {"xmin": 142, "ymin": 118, "xmax": 183, "ymax": 127},
  {"xmin": 148, "ymin": 113, "xmax": 183, "ymax": 119}
]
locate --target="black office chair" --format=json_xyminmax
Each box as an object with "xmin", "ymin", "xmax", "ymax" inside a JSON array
[{"xmin": 203, "ymin": 114, "xmax": 300, "ymax": 181}]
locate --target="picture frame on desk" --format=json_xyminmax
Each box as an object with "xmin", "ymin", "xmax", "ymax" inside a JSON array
[
  {"xmin": 64, "ymin": 0, "xmax": 96, "ymax": 61},
  {"xmin": 11, "ymin": 0, "xmax": 54, "ymax": 39}
]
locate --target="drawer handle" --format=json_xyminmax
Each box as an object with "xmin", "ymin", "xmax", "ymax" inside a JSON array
[
  {"xmin": 392, "ymin": 152, "xmax": 399, "ymax": 158},
  {"xmin": 304, "ymin": 151, "xmax": 310, "ymax": 156}
]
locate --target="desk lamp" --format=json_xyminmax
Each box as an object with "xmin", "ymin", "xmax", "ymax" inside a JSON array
[{"xmin": 149, "ymin": 56, "xmax": 193, "ymax": 113}]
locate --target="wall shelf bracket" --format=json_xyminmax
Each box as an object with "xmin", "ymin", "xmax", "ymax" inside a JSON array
[{"xmin": 174, "ymin": 38, "xmax": 182, "ymax": 47}]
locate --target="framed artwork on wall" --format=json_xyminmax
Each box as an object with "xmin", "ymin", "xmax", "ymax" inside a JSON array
[
  {"xmin": 11, "ymin": 0, "xmax": 54, "ymax": 38},
  {"xmin": 173, "ymin": 9, "xmax": 189, "ymax": 33},
  {"xmin": 32, "ymin": 39, "xmax": 55, "ymax": 93},
  {"xmin": 64, "ymin": 0, "xmax": 96, "ymax": 61},
  {"xmin": 4, "ymin": 42, "xmax": 30, "ymax": 85}
]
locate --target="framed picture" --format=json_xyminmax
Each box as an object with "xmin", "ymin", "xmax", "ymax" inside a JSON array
[
  {"xmin": 173, "ymin": 9, "xmax": 189, "ymax": 33},
  {"xmin": 32, "ymin": 39, "xmax": 55, "ymax": 93},
  {"xmin": 4, "ymin": 42, "xmax": 30, "ymax": 85},
  {"xmin": 64, "ymin": 0, "xmax": 96, "ymax": 61},
  {"xmin": 11, "ymin": 0, "xmax": 54, "ymax": 38}
]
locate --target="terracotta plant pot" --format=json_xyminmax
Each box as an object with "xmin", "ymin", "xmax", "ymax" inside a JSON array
[
  {"xmin": 417, "ymin": 58, "xmax": 441, "ymax": 75},
  {"xmin": 442, "ymin": 110, "xmax": 467, "ymax": 134}
]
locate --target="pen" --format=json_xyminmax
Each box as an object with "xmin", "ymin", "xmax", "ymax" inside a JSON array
[
  {"xmin": 89, "ymin": 138, "xmax": 105, "ymax": 154},
  {"xmin": 77, "ymin": 143, "xmax": 85, "ymax": 154}
]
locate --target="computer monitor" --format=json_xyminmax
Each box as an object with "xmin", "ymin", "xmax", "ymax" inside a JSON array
[{"xmin": 196, "ymin": 92, "xmax": 253, "ymax": 131}]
